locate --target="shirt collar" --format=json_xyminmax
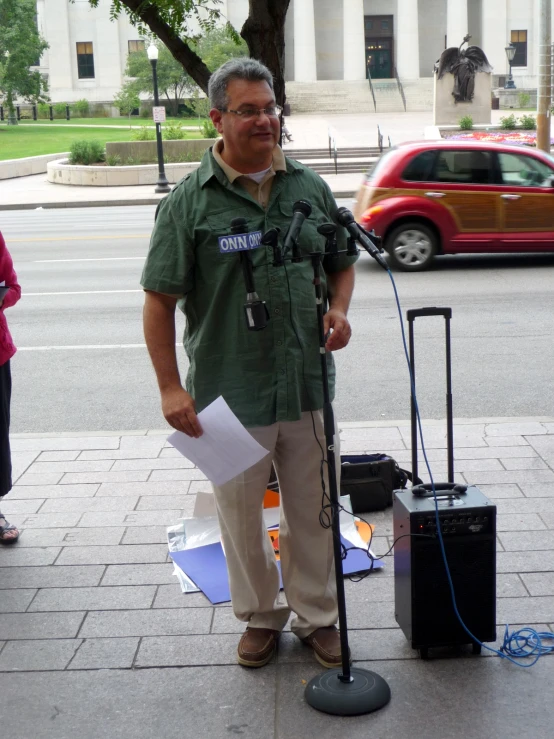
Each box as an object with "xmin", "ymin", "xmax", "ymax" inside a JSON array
[{"xmin": 199, "ymin": 139, "xmax": 293, "ymax": 188}]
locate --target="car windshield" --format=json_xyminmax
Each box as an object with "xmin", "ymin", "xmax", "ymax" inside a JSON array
[{"xmin": 365, "ymin": 148, "xmax": 397, "ymax": 180}]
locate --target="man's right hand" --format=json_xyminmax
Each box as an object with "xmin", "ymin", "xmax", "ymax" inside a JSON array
[{"xmin": 161, "ymin": 387, "xmax": 203, "ymax": 438}]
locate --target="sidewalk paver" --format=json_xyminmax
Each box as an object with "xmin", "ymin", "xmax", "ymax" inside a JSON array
[{"xmin": 1, "ymin": 416, "xmax": 554, "ymax": 738}]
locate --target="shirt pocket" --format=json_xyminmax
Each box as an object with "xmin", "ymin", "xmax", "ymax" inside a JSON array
[
  {"xmin": 204, "ymin": 208, "xmax": 270, "ymax": 268},
  {"xmin": 277, "ymin": 200, "xmax": 331, "ymax": 255}
]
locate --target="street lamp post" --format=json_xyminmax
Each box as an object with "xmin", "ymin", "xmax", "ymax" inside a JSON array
[
  {"xmin": 147, "ymin": 43, "xmax": 170, "ymax": 194},
  {"xmin": 3, "ymin": 51, "xmax": 17, "ymax": 126},
  {"xmin": 505, "ymin": 43, "xmax": 517, "ymax": 89}
]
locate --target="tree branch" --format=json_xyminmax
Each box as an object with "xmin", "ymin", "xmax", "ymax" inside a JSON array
[{"xmin": 118, "ymin": 0, "xmax": 212, "ymax": 92}]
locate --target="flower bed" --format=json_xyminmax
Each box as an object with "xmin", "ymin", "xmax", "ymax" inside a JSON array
[{"xmin": 444, "ymin": 130, "xmax": 554, "ymax": 146}]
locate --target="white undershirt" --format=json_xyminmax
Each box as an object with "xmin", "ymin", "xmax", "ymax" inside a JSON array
[{"xmin": 244, "ymin": 166, "xmax": 272, "ymax": 184}]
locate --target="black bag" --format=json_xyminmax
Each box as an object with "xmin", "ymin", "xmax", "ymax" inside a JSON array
[{"xmin": 340, "ymin": 454, "xmax": 421, "ymax": 513}]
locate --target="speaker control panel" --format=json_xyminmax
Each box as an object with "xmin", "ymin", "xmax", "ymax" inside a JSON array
[{"xmin": 415, "ymin": 510, "xmax": 493, "ymax": 536}]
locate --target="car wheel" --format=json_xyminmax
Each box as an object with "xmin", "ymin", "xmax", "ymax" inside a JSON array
[{"xmin": 385, "ymin": 222, "xmax": 438, "ymax": 272}]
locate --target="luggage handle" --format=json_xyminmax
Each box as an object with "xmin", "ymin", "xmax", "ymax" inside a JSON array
[
  {"xmin": 408, "ymin": 307, "xmax": 454, "ymax": 485},
  {"xmin": 412, "ymin": 482, "xmax": 467, "ymax": 498},
  {"xmin": 407, "ymin": 307, "xmax": 452, "ymax": 321}
]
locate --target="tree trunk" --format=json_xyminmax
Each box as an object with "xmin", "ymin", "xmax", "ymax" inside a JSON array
[
  {"xmin": 119, "ymin": 0, "xmax": 212, "ymax": 93},
  {"xmin": 241, "ymin": 0, "xmax": 291, "ymax": 107}
]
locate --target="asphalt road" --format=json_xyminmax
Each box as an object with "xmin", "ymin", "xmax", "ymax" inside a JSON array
[{"xmin": 3, "ymin": 204, "xmax": 554, "ymax": 434}]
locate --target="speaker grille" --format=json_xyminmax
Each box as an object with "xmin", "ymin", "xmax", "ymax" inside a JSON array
[{"xmin": 411, "ymin": 535, "xmax": 496, "ymax": 646}]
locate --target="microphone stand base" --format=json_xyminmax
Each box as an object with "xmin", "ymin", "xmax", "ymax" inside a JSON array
[{"xmin": 305, "ymin": 666, "xmax": 391, "ymax": 716}]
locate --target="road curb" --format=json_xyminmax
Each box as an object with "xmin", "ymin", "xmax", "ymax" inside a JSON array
[{"xmin": 0, "ymin": 191, "xmax": 356, "ymax": 212}]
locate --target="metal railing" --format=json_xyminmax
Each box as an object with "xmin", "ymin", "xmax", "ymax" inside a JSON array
[
  {"xmin": 367, "ymin": 71, "xmax": 377, "ymax": 112},
  {"xmin": 327, "ymin": 127, "xmax": 338, "ymax": 174},
  {"xmin": 394, "ymin": 66, "xmax": 407, "ymax": 112}
]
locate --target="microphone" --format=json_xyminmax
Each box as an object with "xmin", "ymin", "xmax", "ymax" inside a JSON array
[
  {"xmin": 231, "ymin": 217, "xmax": 269, "ymax": 331},
  {"xmin": 317, "ymin": 223, "xmax": 339, "ymax": 259},
  {"xmin": 334, "ymin": 207, "xmax": 388, "ymax": 270},
  {"xmin": 261, "ymin": 227, "xmax": 283, "ymax": 267},
  {"xmin": 283, "ymin": 199, "xmax": 312, "ymax": 262}
]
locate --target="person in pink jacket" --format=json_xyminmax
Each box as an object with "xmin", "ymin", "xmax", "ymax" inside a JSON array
[{"xmin": 0, "ymin": 231, "xmax": 21, "ymax": 542}]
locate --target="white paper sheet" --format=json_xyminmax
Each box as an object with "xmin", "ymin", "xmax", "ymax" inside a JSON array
[{"xmin": 167, "ymin": 396, "xmax": 270, "ymax": 486}]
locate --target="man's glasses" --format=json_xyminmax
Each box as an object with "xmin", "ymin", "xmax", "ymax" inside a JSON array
[{"xmin": 219, "ymin": 105, "xmax": 283, "ymax": 121}]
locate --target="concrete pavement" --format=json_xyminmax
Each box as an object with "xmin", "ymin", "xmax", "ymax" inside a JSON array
[{"xmin": 1, "ymin": 416, "xmax": 554, "ymax": 737}]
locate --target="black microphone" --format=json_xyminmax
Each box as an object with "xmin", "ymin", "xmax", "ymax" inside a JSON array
[
  {"xmin": 261, "ymin": 227, "xmax": 283, "ymax": 267},
  {"xmin": 231, "ymin": 217, "xmax": 269, "ymax": 330},
  {"xmin": 283, "ymin": 199, "xmax": 312, "ymax": 262},
  {"xmin": 317, "ymin": 222, "xmax": 339, "ymax": 258},
  {"xmin": 334, "ymin": 207, "xmax": 388, "ymax": 270}
]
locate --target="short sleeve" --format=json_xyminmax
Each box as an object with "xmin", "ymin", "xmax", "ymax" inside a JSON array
[{"xmin": 140, "ymin": 189, "xmax": 195, "ymax": 296}]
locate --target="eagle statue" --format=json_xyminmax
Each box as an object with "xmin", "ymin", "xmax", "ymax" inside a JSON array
[{"xmin": 434, "ymin": 34, "xmax": 492, "ymax": 103}]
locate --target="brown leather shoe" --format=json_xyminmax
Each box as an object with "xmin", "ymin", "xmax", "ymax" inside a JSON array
[
  {"xmin": 303, "ymin": 626, "xmax": 350, "ymax": 669},
  {"xmin": 237, "ymin": 627, "xmax": 280, "ymax": 668}
]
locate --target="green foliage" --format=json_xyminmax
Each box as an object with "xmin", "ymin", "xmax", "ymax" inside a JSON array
[
  {"xmin": 71, "ymin": 99, "xmax": 90, "ymax": 117},
  {"xmin": 131, "ymin": 126, "xmax": 156, "ymax": 141},
  {"xmin": 106, "ymin": 154, "xmax": 122, "ymax": 166},
  {"xmin": 519, "ymin": 114, "xmax": 536, "ymax": 130},
  {"xmin": 163, "ymin": 123, "xmax": 186, "ymax": 139},
  {"xmin": 0, "ymin": 0, "xmax": 49, "ymax": 117},
  {"xmin": 124, "ymin": 156, "xmax": 139, "ymax": 165},
  {"xmin": 459, "ymin": 115, "xmax": 473, "ymax": 130},
  {"xmin": 125, "ymin": 43, "xmax": 195, "ymax": 116},
  {"xmin": 517, "ymin": 92, "xmax": 531, "ymax": 109},
  {"xmin": 113, "ymin": 83, "xmax": 141, "ymax": 126},
  {"xmin": 37, "ymin": 102, "xmax": 50, "ymax": 119},
  {"xmin": 68, "ymin": 139, "xmax": 105, "ymax": 165},
  {"xmin": 500, "ymin": 114, "xmax": 517, "ymax": 130},
  {"xmin": 53, "ymin": 102, "xmax": 67, "ymax": 118},
  {"xmin": 193, "ymin": 25, "xmax": 248, "ymax": 72},
  {"xmin": 200, "ymin": 119, "xmax": 218, "ymax": 138}
]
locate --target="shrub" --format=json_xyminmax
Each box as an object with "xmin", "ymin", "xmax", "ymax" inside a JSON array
[
  {"xmin": 200, "ymin": 119, "xmax": 218, "ymax": 138},
  {"xmin": 131, "ymin": 126, "xmax": 156, "ymax": 141},
  {"xmin": 53, "ymin": 102, "xmax": 67, "ymax": 118},
  {"xmin": 68, "ymin": 140, "xmax": 105, "ymax": 165},
  {"xmin": 500, "ymin": 113, "xmax": 517, "ymax": 130},
  {"xmin": 163, "ymin": 123, "xmax": 186, "ymax": 140},
  {"xmin": 72, "ymin": 99, "xmax": 90, "ymax": 118},
  {"xmin": 106, "ymin": 154, "xmax": 122, "ymax": 167},
  {"xmin": 459, "ymin": 115, "xmax": 473, "ymax": 130},
  {"xmin": 124, "ymin": 156, "xmax": 139, "ymax": 165},
  {"xmin": 518, "ymin": 92, "xmax": 531, "ymax": 109},
  {"xmin": 519, "ymin": 114, "xmax": 536, "ymax": 130},
  {"xmin": 37, "ymin": 102, "xmax": 50, "ymax": 119}
]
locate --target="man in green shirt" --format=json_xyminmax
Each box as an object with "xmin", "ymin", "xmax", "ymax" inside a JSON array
[{"xmin": 141, "ymin": 57, "xmax": 358, "ymax": 669}]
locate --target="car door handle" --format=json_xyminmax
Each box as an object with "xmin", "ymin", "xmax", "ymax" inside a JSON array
[
  {"xmin": 425, "ymin": 192, "xmax": 445, "ymax": 198},
  {"xmin": 501, "ymin": 194, "xmax": 522, "ymax": 200}
]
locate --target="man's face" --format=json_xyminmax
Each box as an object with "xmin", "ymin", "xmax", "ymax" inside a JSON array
[{"xmin": 210, "ymin": 79, "xmax": 280, "ymax": 168}]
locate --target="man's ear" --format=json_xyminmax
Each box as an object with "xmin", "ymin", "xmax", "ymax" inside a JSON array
[{"xmin": 210, "ymin": 108, "xmax": 224, "ymax": 134}]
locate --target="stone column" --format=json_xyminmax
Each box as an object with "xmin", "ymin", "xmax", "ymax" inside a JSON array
[
  {"xmin": 481, "ymin": 0, "xmax": 507, "ymax": 77},
  {"xmin": 447, "ymin": 0, "xmax": 468, "ymax": 48},
  {"xmin": 294, "ymin": 0, "xmax": 317, "ymax": 82},
  {"xmin": 42, "ymin": 0, "xmax": 74, "ymax": 94},
  {"xmin": 343, "ymin": 0, "xmax": 367, "ymax": 80},
  {"xmin": 396, "ymin": 0, "xmax": 420, "ymax": 80}
]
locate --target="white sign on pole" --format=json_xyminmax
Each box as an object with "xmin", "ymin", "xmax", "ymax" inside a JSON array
[{"xmin": 153, "ymin": 106, "xmax": 166, "ymax": 123}]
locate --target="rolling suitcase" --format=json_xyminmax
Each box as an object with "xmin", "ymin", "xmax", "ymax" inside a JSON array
[{"xmin": 393, "ymin": 307, "xmax": 497, "ymax": 657}]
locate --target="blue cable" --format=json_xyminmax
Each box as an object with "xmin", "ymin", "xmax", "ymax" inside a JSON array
[{"xmin": 387, "ymin": 268, "xmax": 554, "ymax": 667}]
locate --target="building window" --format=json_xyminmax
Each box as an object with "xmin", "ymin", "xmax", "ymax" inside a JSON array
[
  {"xmin": 510, "ymin": 30, "xmax": 527, "ymax": 67},
  {"xmin": 365, "ymin": 19, "xmax": 373, "ymax": 32},
  {"xmin": 128, "ymin": 40, "xmax": 145, "ymax": 54},
  {"xmin": 381, "ymin": 21, "xmax": 389, "ymax": 30},
  {"xmin": 76, "ymin": 42, "xmax": 95, "ymax": 79}
]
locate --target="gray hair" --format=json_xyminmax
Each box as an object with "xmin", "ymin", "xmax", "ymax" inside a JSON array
[{"xmin": 208, "ymin": 57, "xmax": 274, "ymax": 110}]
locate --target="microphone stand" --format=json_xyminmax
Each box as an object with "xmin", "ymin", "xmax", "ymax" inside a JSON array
[{"xmin": 302, "ymin": 226, "xmax": 391, "ymax": 716}]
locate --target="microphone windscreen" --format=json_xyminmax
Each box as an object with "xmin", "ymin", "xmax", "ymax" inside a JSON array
[{"xmin": 292, "ymin": 200, "xmax": 312, "ymax": 218}]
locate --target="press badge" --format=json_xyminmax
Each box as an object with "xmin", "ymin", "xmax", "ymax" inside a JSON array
[{"xmin": 218, "ymin": 231, "xmax": 263, "ymax": 253}]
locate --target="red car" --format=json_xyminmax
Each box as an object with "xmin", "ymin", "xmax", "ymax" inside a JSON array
[{"xmin": 353, "ymin": 140, "xmax": 554, "ymax": 271}]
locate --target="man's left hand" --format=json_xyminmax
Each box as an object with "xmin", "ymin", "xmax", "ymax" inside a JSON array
[{"xmin": 323, "ymin": 308, "xmax": 352, "ymax": 352}]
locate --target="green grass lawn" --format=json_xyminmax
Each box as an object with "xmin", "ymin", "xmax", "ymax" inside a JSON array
[
  {"xmin": 0, "ymin": 124, "xmax": 202, "ymax": 160},
  {"xmin": 18, "ymin": 116, "xmax": 198, "ymax": 126}
]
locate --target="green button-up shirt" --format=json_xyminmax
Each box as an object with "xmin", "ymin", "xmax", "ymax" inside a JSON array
[{"xmin": 141, "ymin": 148, "xmax": 358, "ymax": 428}]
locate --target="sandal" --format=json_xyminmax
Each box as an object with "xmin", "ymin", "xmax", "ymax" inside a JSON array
[{"xmin": 0, "ymin": 514, "xmax": 19, "ymax": 544}]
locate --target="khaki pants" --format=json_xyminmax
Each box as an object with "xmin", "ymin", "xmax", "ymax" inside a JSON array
[{"xmin": 212, "ymin": 410, "xmax": 339, "ymax": 638}]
